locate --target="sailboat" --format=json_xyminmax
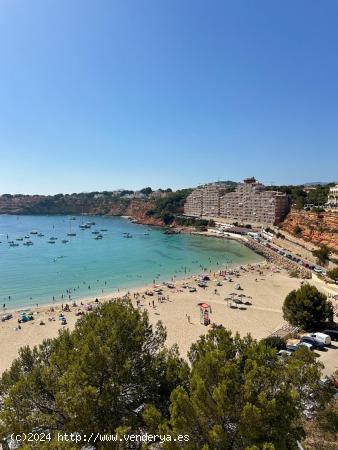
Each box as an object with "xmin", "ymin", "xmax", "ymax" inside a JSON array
[{"xmin": 67, "ymin": 220, "xmax": 76, "ymax": 236}]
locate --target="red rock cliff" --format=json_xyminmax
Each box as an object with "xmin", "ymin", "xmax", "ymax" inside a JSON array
[{"xmin": 282, "ymin": 210, "xmax": 338, "ymax": 253}]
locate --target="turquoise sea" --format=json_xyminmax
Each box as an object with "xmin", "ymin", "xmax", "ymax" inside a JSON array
[{"xmin": 0, "ymin": 215, "xmax": 262, "ymax": 310}]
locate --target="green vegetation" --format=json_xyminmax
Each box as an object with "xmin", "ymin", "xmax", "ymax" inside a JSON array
[
  {"xmin": 310, "ymin": 206, "xmax": 326, "ymax": 213},
  {"xmin": 146, "ymin": 189, "xmax": 192, "ymax": 225},
  {"xmin": 0, "ymin": 302, "xmax": 331, "ymax": 449},
  {"xmin": 175, "ymin": 216, "xmax": 215, "ymax": 230},
  {"xmin": 140, "ymin": 187, "xmax": 153, "ymax": 195},
  {"xmin": 262, "ymin": 335, "xmax": 286, "ymax": 350},
  {"xmin": 312, "ymin": 244, "xmax": 331, "ymax": 266},
  {"xmin": 327, "ymin": 267, "xmax": 338, "ymax": 282},
  {"xmin": 0, "ymin": 302, "xmax": 188, "ymax": 448},
  {"xmin": 157, "ymin": 328, "xmax": 324, "ymax": 450},
  {"xmin": 303, "ymin": 370, "xmax": 338, "ymax": 449},
  {"xmin": 267, "ymin": 184, "xmax": 333, "ymax": 209},
  {"xmin": 233, "ymin": 222, "xmax": 252, "ymax": 228},
  {"xmin": 283, "ymin": 284, "xmax": 333, "ymax": 330},
  {"xmin": 307, "ymin": 185, "xmax": 332, "ymax": 206},
  {"xmin": 293, "ymin": 225, "xmax": 302, "ymax": 236}
]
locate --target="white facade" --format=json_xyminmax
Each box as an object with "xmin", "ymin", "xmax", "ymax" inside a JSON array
[{"xmin": 327, "ymin": 184, "xmax": 338, "ymax": 206}]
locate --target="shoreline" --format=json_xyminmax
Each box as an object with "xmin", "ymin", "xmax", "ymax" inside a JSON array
[
  {"xmin": 1, "ymin": 259, "xmax": 337, "ymax": 377},
  {"xmin": 1, "ymin": 223, "xmax": 264, "ymax": 314},
  {"xmin": 2, "ymin": 254, "xmax": 264, "ymax": 316}
]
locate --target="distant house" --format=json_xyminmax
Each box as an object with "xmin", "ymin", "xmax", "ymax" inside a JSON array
[
  {"xmin": 150, "ymin": 190, "xmax": 168, "ymax": 199},
  {"xmin": 326, "ymin": 184, "xmax": 338, "ymax": 209}
]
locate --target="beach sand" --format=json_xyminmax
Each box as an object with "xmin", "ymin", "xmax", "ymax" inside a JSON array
[{"xmin": 1, "ymin": 262, "xmax": 337, "ymax": 377}]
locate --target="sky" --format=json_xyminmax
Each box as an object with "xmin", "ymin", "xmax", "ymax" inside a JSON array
[{"xmin": 0, "ymin": 0, "xmax": 337, "ymax": 194}]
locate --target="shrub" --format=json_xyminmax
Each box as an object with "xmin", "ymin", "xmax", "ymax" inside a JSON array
[
  {"xmin": 262, "ymin": 336, "xmax": 286, "ymax": 350},
  {"xmin": 283, "ymin": 284, "xmax": 333, "ymax": 330}
]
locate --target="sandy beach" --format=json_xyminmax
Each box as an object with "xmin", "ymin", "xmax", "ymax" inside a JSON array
[{"xmin": 2, "ymin": 260, "xmax": 337, "ymax": 378}]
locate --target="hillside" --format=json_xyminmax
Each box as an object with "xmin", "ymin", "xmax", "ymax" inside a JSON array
[
  {"xmin": 281, "ymin": 210, "xmax": 338, "ymax": 253},
  {"xmin": 0, "ymin": 193, "xmax": 156, "ymax": 220},
  {"xmin": 0, "ymin": 190, "xmax": 192, "ymax": 227}
]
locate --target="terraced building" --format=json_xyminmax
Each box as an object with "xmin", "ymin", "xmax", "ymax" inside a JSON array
[{"xmin": 184, "ymin": 178, "xmax": 290, "ymax": 225}]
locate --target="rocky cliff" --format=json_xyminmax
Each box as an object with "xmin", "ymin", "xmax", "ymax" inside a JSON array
[
  {"xmin": 281, "ymin": 210, "xmax": 338, "ymax": 253},
  {"xmin": 0, "ymin": 194, "xmax": 162, "ymax": 225}
]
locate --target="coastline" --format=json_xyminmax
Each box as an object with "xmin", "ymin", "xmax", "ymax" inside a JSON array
[
  {"xmin": 1, "ymin": 217, "xmax": 264, "ymax": 313},
  {"xmin": 1, "ymin": 258, "xmax": 338, "ymax": 377},
  {"xmin": 2, "ymin": 244, "xmax": 263, "ymax": 315},
  {"xmin": 1, "ymin": 217, "xmax": 337, "ymax": 378}
]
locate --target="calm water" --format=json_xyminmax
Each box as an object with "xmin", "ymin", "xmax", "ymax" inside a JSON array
[{"xmin": 0, "ymin": 215, "xmax": 262, "ymax": 310}]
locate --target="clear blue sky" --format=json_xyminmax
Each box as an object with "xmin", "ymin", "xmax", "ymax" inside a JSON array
[{"xmin": 0, "ymin": 0, "xmax": 337, "ymax": 194}]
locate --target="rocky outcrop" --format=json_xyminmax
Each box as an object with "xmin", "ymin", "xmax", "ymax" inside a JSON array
[
  {"xmin": 245, "ymin": 238, "xmax": 312, "ymax": 278},
  {"xmin": 282, "ymin": 211, "xmax": 338, "ymax": 253},
  {"xmin": 0, "ymin": 194, "xmax": 162, "ymax": 225},
  {"xmin": 125, "ymin": 201, "xmax": 164, "ymax": 226}
]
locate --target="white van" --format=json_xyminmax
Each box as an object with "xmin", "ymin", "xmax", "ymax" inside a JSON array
[{"xmin": 307, "ymin": 332, "xmax": 331, "ymax": 346}]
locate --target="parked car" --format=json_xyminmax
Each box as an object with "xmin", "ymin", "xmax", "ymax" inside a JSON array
[
  {"xmin": 297, "ymin": 341, "xmax": 313, "ymax": 351},
  {"xmin": 306, "ymin": 332, "xmax": 331, "ymax": 346},
  {"xmin": 286, "ymin": 343, "xmax": 313, "ymax": 352},
  {"xmin": 322, "ymin": 329, "xmax": 338, "ymax": 342},
  {"xmin": 277, "ymin": 350, "xmax": 292, "ymax": 358},
  {"xmin": 300, "ymin": 336, "xmax": 327, "ymax": 351},
  {"xmin": 286, "ymin": 344, "xmax": 299, "ymax": 353}
]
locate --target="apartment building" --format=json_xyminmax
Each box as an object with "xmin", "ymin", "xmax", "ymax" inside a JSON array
[
  {"xmin": 183, "ymin": 188, "xmax": 204, "ymax": 217},
  {"xmin": 184, "ymin": 178, "xmax": 290, "ymax": 224},
  {"xmin": 326, "ymin": 184, "xmax": 338, "ymax": 208}
]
